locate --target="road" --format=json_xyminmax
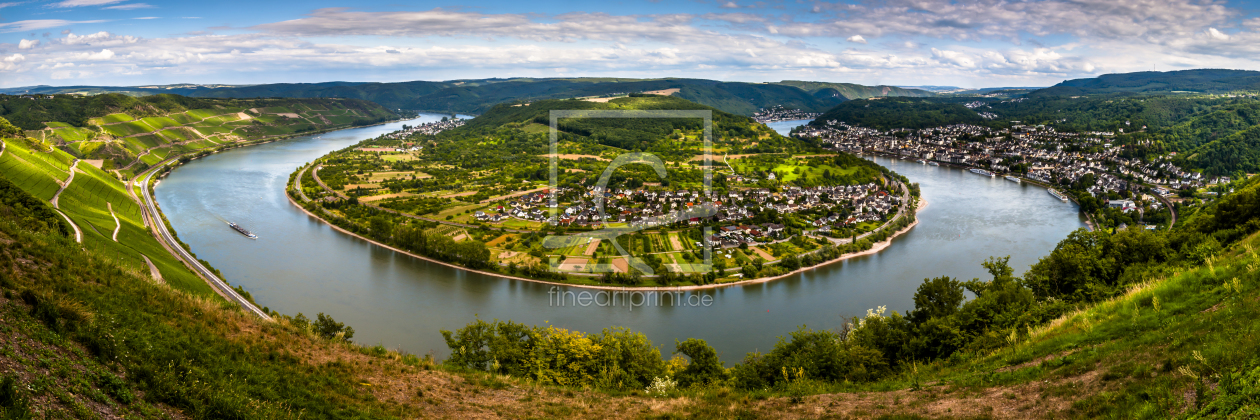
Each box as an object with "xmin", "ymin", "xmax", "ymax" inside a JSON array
[
  {"xmin": 50, "ymin": 159, "xmax": 79, "ymax": 208},
  {"xmin": 138, "ymin": 160, "xmax": 272, "ymax": 320}
]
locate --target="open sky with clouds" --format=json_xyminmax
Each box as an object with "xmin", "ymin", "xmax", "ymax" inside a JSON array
[{"xmin": 2, "ymin": 0, "xmax": 1260, "ymax": 88}]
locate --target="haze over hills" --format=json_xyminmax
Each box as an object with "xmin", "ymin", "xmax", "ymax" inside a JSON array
[
  {"xmin": 1033, "ymin": 69, "xmax": 1260, "ymax": 96},
  {"xmin": 0, "ymin": 78, "xmax": 936, "ymax": 117}
]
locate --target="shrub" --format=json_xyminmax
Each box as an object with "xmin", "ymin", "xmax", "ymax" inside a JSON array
[
  {"xmin": 674, "ymin": 338, "xmax": 726, "ymax": 388},
  {"xmin": 314, "ymin": 312, "xmax": 355, "ymax": 341}
]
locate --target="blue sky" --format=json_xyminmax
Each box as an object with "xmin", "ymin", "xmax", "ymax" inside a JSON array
[{"xmin": 3, "ymin": 0, "xmax": 1260, "ymax": 88}]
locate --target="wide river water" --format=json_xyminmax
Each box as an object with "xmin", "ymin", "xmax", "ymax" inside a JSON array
[{"xmin": 155, "ymin": 114, "xmax": 1087, "ymax": 360}]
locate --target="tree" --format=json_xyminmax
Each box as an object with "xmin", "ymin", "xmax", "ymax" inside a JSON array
[
  {"xmin": 0, "ymin": 117, "xmax": 21, "ymax": 139},
  {"xmin": 781, "ymin": 254, "xmax": 801, "ymax": 271},
  {"xmin": 674, "ymin": 339, "xmax": 726, "ymax": 387},
  {"xmin": 314, "ymin": 312, "xmax": 355, "ymax": 341},
  {"xmin": 909, "ymin": 276, "xmax": 964, "ymax": 324},
  {"xmin": 369, "ymin": 216, "xmax": 393, "ymax": 238}
]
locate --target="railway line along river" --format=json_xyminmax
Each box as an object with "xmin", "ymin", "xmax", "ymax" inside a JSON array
[{"xmin": 155, "ymin": 113, "xmax": 1088, "ymax": 359}]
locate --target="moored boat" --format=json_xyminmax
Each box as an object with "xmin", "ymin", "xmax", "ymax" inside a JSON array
[
  {"xmin": 1048, "ymin": 189, "xmax": 1070, "ymax": 202},
  {"xmin": 1005, "ymin": 175, "xmax": 1021, "ymax": 183}
]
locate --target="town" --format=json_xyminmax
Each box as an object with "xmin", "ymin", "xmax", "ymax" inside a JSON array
[
  {"xmin": 793, "ymin": 120, "xmax": 1212, "ymax": 228},
  {"xmin": 383, "ymin": 116, "xmax": 466, "ymax": 139},
  {"xmin": 475, "ymin": 181, "xmax": 904, "ymax": 243},
  {"xmin": 753, "ymin": 106, "xmax": 822, "ymax": 123}
]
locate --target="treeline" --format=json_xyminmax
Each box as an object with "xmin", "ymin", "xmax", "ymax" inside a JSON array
[{"xmin": 441, "ymin": 175, "xmax": 1260, "ymax": 392}]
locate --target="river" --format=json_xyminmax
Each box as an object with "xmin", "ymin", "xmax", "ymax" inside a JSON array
[
  {"xmin": 155, "ymin": 114, "xmax": 1087, "ymax": 360},
  {"xmin": 766, "ymin": 118, "xmax": 812, "ymax": 136}
]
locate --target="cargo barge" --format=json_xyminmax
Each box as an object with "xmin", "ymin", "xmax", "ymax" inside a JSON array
[{"xmin": 228, "ymin": 222, "xmax": 258, "ymax": 239}]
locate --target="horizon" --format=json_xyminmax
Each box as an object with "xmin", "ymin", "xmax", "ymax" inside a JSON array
[{"xmin": 5, "ymin": 0, "xmax": 1260, "ymax": 88}]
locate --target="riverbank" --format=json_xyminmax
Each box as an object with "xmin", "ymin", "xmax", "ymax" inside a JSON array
[{"xmin": 285, "ymin": 181, "xmax": 928, "ymax": 291}]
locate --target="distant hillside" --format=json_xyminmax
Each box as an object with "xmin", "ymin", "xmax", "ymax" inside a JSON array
[
  {"xmin": 2, "ymin": 78, "xmax": 939, "ymax": 117},
  {"xmin": 808, "ymin": 97, "xmax": 983, "ymax": 130},
  {"xmin": 774, "ymin": 81, "xmax": 936, "ymax": 100},
  {"xmin": 451, "ymin": 94, "xmax": 809, "ymax": 154},
  {"xmin": 1034, "ymin": 69, "xmax": 1260, "ymax": 96},
  {"xmin": 0, "ymin": 93, "xmax": 396, "ymax": 178}
]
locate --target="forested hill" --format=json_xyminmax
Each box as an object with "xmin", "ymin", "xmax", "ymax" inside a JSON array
[
  {"xmin": 807, "ymin": 97, "xmax": 984, "ymax": 130},
  {"xmin": 774, "ymin": 81, "xmax": 936, "ymax": 102},
  {"xmin": 1033, "ymin": 69, "xmax": 1260, "ymax": 96},
  {"xmin": 1, "ymin": 78, "xmax": 936, "ymax": 117},
  {"xmin": 445, "ymin": 94, "xmax": 813, "ymax": 154}
]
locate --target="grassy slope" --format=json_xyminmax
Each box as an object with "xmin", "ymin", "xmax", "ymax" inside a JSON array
[{"xmin": 0, "ymin": 138, "xmax": 213, "ymax": 297}]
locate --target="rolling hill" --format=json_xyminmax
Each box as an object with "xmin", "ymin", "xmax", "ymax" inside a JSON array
[
  {"xmin": 1, "ymin": 93, "xmax": 396, "ymax": 179},
  {"xmin": 0, "ymin": 78, "xmax": 937, "ymax": 117},
  {"xmin": 1033, "ymin": 69, "xmax": 1260, "ymax": 96},
  {"xmin": 808, "ymin": 97, "xmax": 985, "ymax": 130}
]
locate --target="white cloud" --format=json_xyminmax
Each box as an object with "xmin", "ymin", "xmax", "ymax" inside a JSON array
[
  {"xmin": 0, "ymin": 19, "xmax": 106, "ymax": 33},
  {"xmin": 931, "ymin": 48, "xmax": 976, "ymax": 68},
  {"xmin": 61, "ymin": 31, "xmax": 138, "ymax": 46},
  {"xmin": 104, "ymin": 3, "xmax": 152, "ymax": 10},
  {"xmin": 133, "ymin": 17, "xmax": 159, "ymax": 20},
  {"xmin": 1206, "ymin": 27, "xmax": 1230, "ymax": 41},
  {"xmin": 720, "ymin": 2, "xmax": 739, "ymax": 8},
  {"xmin": 7, "ymin": 2, "xmax": 1260, "ymax": 87},
  {"xmin": 0, "ymin": 53, "xmax": 24, "ymax": 71},
  {"xmin": 84, "ymin": 49, "xmax": 115, "ymax": 60},
  {"xmin": 18, "ymin": 39, "xmax": 39, "ymax": 49},
  {"xmin": 49, "ymin": 0, "xmax": 124, "ymax": 7}
]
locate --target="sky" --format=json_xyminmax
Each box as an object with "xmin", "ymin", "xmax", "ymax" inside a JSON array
[{"xmin": 2, "ymin": 0, "xmax": 1260, "ymax": 88}]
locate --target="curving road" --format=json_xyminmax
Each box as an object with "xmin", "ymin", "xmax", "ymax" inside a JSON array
[{"xmin": 138, "ymin": 160, "xmax": 272, "ymax": 320}]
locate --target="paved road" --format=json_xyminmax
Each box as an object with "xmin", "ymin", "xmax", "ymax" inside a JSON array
[
  {"xmin": 138, "ymin": 160, "xmax": 272, "ymax": 320},
  {"xmin": 293, "ymin": 164, "xmax": 313, "ymax": 202}
]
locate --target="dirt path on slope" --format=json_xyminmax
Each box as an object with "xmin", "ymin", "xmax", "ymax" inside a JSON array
[
  {"xmin": 141, "ymin": 254, "xmax": 164, "ymax": 283},
  {"xmin": 50, "ymin": 160, "xmax": 79, "ymax": 209},
  {"xmin": 108, "ymin": 202, "xmax": 120, "ymax": 242}
]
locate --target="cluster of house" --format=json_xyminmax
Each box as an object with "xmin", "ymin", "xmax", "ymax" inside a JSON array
[
  {"xmin": 707, "ymin": 223, "xmax": 786, "ymax": 248},
  {"xmin": 384, "ymin": 118, "xmax": 465, "ymax": 139},
  {"xmin": 753, "ymin": 106, "xmax": 821, "ymax": 123},
  {"xmin": 794, "ymin": 121, "xmax": 1226, "ymax": 209},
  {"xmin": 472, "ymin": 183, "xmax": 901, "ymax": 235}
]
